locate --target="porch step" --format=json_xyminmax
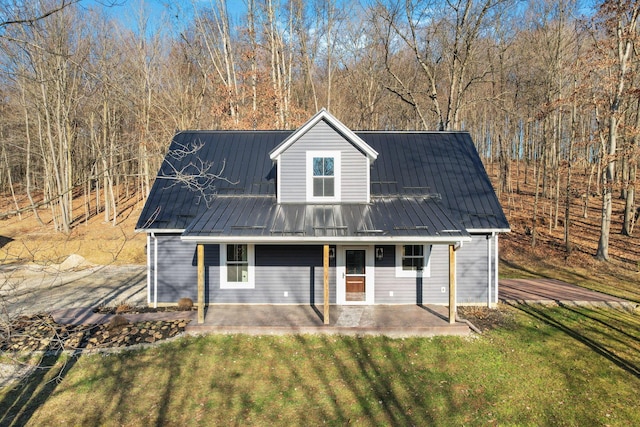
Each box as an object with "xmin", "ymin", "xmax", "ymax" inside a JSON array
[
  {"xmin": 184, "ymin": 305, "xmax": 470, "ymax": 337},
  {"xmin": 185, "ymin": 324, "xmax": 470, "ymax": 338},
  {"xmin": 335, "ymin": 307, "xmax": 365, "ymax": 327}
]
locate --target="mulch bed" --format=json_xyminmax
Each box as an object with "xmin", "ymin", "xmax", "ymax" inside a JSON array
[
  {"xmin": 1, "ymin": 313, "xmax": 191, "ymax": 353},
  {"xmin": 458, "ymin": 305, "xmax": 515, "ymax": 332}
]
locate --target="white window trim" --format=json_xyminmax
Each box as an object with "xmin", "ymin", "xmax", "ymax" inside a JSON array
[
  {"xmin": 395, "ymin": 244, "xmax": 432, "ymax": 278},
  {"xmin": 306, "ymin": 151, "xmax": 341, "ymax": 202},
  {"xmin": 220, "ymin": 243, "xmax": 255, "ymax": 289}
]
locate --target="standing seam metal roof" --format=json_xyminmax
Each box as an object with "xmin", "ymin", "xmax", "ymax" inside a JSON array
[
  {"xmin": 181, "ymin": 196, "xmax": 469, "ymax": 241},
  {"xmin": 135, "ymin": 130, "xmax": 509, "ymax": 235}
]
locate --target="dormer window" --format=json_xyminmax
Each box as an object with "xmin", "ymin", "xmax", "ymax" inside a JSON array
[
  {"xmin": 307, "ymin": 151, "xmax": 341, "ymax": 202},
  {"xmin": 313, "ymin": 157, "xmax": 335, "ymax": 197}
]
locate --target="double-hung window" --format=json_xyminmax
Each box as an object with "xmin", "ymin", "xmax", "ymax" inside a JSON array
[
  {"xmin": 396, "ymin": 244, "xmax": 431, "ymax": 277},
  {"xmin": 313, "ymin": 157, "xmax": 335, "ymax": 197},
  {"xmin": 220, "ymin": 243, "xmax": 255, "ymax": 288},
  {"xmin": 307, "ymin": 151, "xmax": 340, "ymax": 202}
]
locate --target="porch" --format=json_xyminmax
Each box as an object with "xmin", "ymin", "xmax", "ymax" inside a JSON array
[{"xmin": 186, "ymin": 304, "xmax": 470, "ymax": 337}]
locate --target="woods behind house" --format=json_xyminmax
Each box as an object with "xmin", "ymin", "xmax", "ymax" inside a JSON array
[{"xmin": 0, "ymin": 0, "xmax": 638, "ymax": 262}]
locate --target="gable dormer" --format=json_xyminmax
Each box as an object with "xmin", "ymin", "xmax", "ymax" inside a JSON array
[{"xmin": 269, "ymin": 109, "xmax": 378, "ymax": 204}]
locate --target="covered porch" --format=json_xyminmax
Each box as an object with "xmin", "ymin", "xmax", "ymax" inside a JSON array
[{"xmin": 186, "ymin": 304, "xmax": 470, "ymax": 337}]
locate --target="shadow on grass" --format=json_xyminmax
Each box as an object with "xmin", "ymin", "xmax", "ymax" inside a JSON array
[
  {"xmin": 0, "ymin": 353, "xmax": 78, "ymax": 426},
  {"xmin": 508, "ymin": 302, "xmax": 640, "ymax": 379},
  {"xmin": 288, "ymin": 334, "xmax": 445, "ymax": 425}
]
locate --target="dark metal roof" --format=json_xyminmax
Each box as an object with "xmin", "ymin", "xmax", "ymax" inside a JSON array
[
  {"xmin": 136, "ymin": 130, "xmax": 509, "ymax": 234},
  {"xmin": 362, "ymin": 132, "xmax": 509, "ymax": 230},
  {"xmin": 136, "ymin": 131, "xmax": 288, "ymax": 231},
  {"xmin": 181, "ymin": 196, "xmax": 469, "ymax": 242}
]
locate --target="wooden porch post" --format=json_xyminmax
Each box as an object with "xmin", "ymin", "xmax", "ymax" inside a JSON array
[
  {"xmin": 197, "ymin": 243, "xmax": 205, "ymax": 324},
  {"xmin": 449, "ymin": 244, "xmax": 456, "ymax": 324},
  {"xmin": 323, "ymin": 244, "xmax": 330, "ymax": 325}
]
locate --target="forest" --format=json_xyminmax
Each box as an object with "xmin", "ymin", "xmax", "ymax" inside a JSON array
[{"xmin": 0, "ymin": 0, "xmax": 638, "ymax": 262}]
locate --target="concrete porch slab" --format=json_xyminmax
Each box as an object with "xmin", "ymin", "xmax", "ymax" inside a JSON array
[{"xmin": 185, "ymin": 305, "xmax": 470, "ymax": 338}]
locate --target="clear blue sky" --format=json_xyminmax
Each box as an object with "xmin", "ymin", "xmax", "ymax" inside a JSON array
[{"xmin": 84, "ymin": 0, "xmax": 248, "ymax": 34}]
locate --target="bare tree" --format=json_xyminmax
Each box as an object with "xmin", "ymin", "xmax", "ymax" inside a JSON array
[
  {"xmin": 376, "ymin": 0, "xmax": 509, "ymax": 130},
  {"xmin": 594, "ymin": 0, "xmax": 639, "ymax": 260},
  {"xmin": 0, "ymin": 0, "xmax": 80, "ymax": 30}
]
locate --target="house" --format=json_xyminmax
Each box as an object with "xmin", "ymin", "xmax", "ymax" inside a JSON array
[{"xmin": 135, "ymin": 109, "xmax": 510, "ymax": 324}]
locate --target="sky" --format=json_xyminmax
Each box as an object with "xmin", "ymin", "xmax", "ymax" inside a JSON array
[{"xmin": 85, "ymin": 0, "xmax": 249, "ymax": 34}]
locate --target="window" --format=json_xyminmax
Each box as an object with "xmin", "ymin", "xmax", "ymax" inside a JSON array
[
  {"xmin": 396, "ymin": 244, "xmax": 431, "ymax": 277},
  {"xmin": 220, "ymin": 244, "xmax": 255, "ymax": 288},
  {"xmin": 307, "ymin": 151, "xmax": 340, "ymax": 201},
  {"xmin": 313, "ymin": 157, "xmax": 335, "ymax": 197},
  {"xmin": 402, "ymin": 245, "xmax": 424, "ymax": 271}
]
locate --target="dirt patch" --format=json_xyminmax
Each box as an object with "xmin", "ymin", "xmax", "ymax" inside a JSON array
[
  {"xmin": 1, "ymin": 265, "xmax": 147, "ymax": 317},
  {"xmin": 0, "ymin": 193, "xmax": 146, "ymax": 266},
  {"xmin": 458, "ymin": 305, "xmax": 515, "ymax": 332}
]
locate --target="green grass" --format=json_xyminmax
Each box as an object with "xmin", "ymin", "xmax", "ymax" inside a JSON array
[{"xmin": 1, "ymin": 303, "xmax": 639, "ymax": 426}]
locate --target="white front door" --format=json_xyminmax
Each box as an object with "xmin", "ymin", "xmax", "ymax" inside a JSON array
[{"xmin": 336, "ymin": 245, "xmax": 374, "ymax": 305}]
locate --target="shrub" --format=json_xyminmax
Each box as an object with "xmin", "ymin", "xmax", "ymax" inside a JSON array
[
  {"xmin": 177, "ymin": 298, "xmax": 194, "ymax": 311},
  {"xmin": 107, "ymin": 315, "xmax": 129, "ymax": 330},
  {"xmin": 115, "ymin": 303, "xmax": 132, "ymax": 314}
]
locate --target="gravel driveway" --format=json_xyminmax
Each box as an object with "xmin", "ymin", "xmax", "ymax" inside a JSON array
[{"xmin": 0, "ymin": 264, "xmax": 147, "ymax": 317}]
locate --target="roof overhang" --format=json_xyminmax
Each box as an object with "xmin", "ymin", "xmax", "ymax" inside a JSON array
[
  {"xmin": 180, "ymin": 235, "xmax": 471, "ymax": 245},
  {"xmin": 269, "ymin": 108, "xmax": 378, "ymax": 161},
  {"xmin": 180, "ymin": 196, "xmax": 471, "ymax": 244},
  {"xmin": 467, "ymin": 228, "xmax": 511, "ymax": 234},
  {"xmin": 135, "ymin": 229, "xmax": 185, "ymax": 234}
]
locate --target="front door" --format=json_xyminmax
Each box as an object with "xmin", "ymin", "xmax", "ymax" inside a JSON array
[{"xmin": 345, "ymin": 249, "xmax": 366, "ymax": 302}]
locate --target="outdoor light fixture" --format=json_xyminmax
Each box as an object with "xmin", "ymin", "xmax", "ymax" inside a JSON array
[
  {"xmin": 376, "ymin": 247, "xmax": 384, "ymax": 260},
  {"xmin": 329, "ymin": 247, "xmax": 335, "ymax": 259}
]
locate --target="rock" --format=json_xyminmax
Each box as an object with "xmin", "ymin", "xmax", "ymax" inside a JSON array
[{"xmin": 59, "ymin": 254, "xmax": 92, "ymax": 271}]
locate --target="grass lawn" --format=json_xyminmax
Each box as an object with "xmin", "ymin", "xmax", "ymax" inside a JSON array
[{"xmin": 1, "ymin": 303, "xmax": 639, "ymax": 426}]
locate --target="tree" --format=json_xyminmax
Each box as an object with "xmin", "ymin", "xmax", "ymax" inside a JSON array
[
  {"xmin": 0, "ymin": 0, "xmax": 80, "ymax": 30},
  {"xmin": 376, "ymin": 0, "xmax": 510, "ymax": 130},
  {"xmin": 594, "ymin": 0, "xmax": 639, "ymax": 260}
]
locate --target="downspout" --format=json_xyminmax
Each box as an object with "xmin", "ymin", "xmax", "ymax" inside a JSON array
[
  {"xmin": 494, "ymin": 233, "xmax": 499, "ymax": 305},
  {"xmin": 147, "ymin": 233, "xmax": 151, "ymax": 304},
  {"xmin": 487, "ymin": 233, "xmax": 494, "ymax": 308},
  {"xmin": 153, "ymin": 232, "xmax": 158, "ymax": 308}
]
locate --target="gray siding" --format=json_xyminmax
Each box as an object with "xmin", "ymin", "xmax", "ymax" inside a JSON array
[
  {"xmin": 150, "ymin": 237, "xmax": 490, "ymax": 306},
  {"xmin": 151, "ymin": 238, "xmax": 335, "ymax": 305},
  {"xmin": 456, "ymin": 235, "xmax": 490, "ymax": 304},
  {"xmin": 153, "ymin": 234, "xmax": 216, "ymax": 303},
  {"xmin": 211, "ymin": 245, "xmax": 336, "ymax": 304},
  {"xmin": 374, "ymin": 245, "xmax": 415, "ymax": 304},
  {"xmin": 279, "ymin": 120, "xmax": 368, "ymax": 203},
  {"xmin": 426, "ymin": 245, "xmax": 451, "ymax": 304},
  {"xmin": 372, "ymin": 241, "xmax": 490, "ymax": 305},
  {"xmin": 374, "ymin": 245, "xmax": 449, "ymax": 305}
]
